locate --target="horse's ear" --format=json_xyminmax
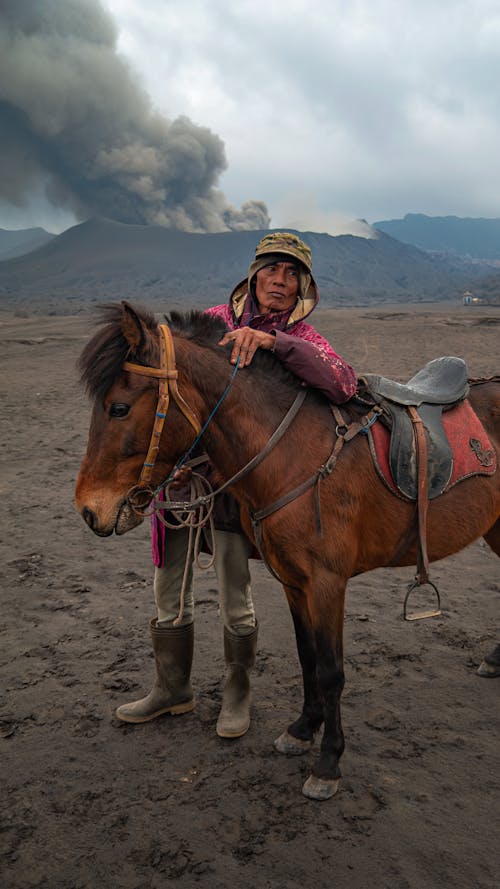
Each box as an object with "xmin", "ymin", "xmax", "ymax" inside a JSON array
[{"xmin": 120, "ymin": 301, "xmax": 149, "ymax": 351}]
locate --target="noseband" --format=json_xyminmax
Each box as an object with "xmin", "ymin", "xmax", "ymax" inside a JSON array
[{"xmin": 122, "ymin": 323, "xmax": 201, "ymax": 501}]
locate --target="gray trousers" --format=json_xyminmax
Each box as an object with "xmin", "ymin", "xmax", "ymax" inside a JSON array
[{"xmin": 154, "ymin": 528, "xmax": 256, "ymax": 636}]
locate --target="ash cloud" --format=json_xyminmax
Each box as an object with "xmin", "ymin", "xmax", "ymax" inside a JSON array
[{"xmin": 0, "ymin": 0, "xmax": 269, "ymax": 232}]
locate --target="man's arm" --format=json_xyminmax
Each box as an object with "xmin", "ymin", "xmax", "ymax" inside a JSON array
[
  {"xmin": 205, "ymin": 304, "xmax": 357, "ymax": 403},
  {"xmin": 273, "ymin": 326, "xmax": 357, "ymax": 403}
]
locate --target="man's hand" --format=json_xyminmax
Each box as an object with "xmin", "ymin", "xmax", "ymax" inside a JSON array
[
  {"xmin": 169, "ymin": 465, "xmax": 193, "ymax": 490},
  {"xmin": 218, "ymin": 328, "xmax": 275, "ymax": 367}
]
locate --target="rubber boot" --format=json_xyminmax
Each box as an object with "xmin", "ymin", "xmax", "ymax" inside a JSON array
[
  {"xmin": 115, "ymin": 619, "xmax": 195, "ymax": 723},
  {"xmin": 477, "ymin": 643, "xmax": 500, "ymax": 678},
  {"xmin": 216, "ymin": 624, "xmax": 258, "ymax": 738}
]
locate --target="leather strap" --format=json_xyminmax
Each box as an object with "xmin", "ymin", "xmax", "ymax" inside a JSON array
[
  {"xmin": 250, "ymin": 406, "xmax": 380, "ymax": 585},
  {"xmin": 122, "ymin": 362, "xmax": 178, "ymax": 379},
  {"xmin": 251, "ymin": 405, "xmax": 379, "ymax": 530},
  {"xmin": 408, "ymin": 406, "xmax": 430, "ymax": 584}
]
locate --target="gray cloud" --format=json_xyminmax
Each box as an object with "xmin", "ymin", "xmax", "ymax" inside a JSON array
[
  {"xmin": 112, "ymin": 0, "xmax": 499, "ymax": 226},
  {"xmin": 0, "ymin": 0, "xmax": 270, "ymax": 232}
]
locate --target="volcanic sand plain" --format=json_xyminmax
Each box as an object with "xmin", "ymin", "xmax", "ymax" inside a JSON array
[{"xmin": 1, "ymin": 302, "xmax": 499, "ymax": 889}]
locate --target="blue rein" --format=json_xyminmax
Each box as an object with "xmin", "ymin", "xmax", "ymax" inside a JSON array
[{"xmin": 153, "ymin": 356, "xmax": 241, "ymax": 495}]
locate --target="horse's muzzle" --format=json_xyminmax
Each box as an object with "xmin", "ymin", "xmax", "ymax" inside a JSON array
[{"xmin": 80, "ymin": 501, "xmax": 143, "ymax": 536}]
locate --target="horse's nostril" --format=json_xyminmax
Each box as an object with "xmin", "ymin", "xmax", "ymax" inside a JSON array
[{"xmin": 82, "ymin": 507, "xmax": 96, "ymax": 530}]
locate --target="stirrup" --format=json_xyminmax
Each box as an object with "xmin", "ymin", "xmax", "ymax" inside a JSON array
[{"xmin": 403, "ymin": 578, "xmax": 442, "ymax": 621}]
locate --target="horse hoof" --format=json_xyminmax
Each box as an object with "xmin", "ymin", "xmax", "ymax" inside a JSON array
[
  {"xmin": 274, "ymin": 731, "xmax": 312, "ymax": 756},
  {"xmin": 302, "ymin": 774, "xmax": 340, "ymax": 801},
  {"xmin": 477, "ymin": 659, "xmax": 500, "ymax": 678}
]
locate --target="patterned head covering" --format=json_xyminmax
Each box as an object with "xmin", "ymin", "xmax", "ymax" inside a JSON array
[{"xmin": 252, "ymin": 232, "xmax": 312, "ymax": 272}]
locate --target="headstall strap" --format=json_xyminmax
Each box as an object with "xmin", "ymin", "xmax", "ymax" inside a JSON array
[
  {"xmin": 123, "ymin": 324, "xmax": 201, "ymax": 489},
  {"xmin": 137, "ymin": 325, "xmax": 171, "ymax": 486}
]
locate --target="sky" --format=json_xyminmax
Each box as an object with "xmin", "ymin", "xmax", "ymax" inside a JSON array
[{"xmin": 1, "ymin": 0, "xmax": 499, "ymax": 235}]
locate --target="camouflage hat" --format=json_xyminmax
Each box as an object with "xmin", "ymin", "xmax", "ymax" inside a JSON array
[
  {"xmin": 253, "ymin": 231, "xmax": 313, "ymax": 273},
  {"xmin": 246, "ymin": 231, "xmax": 314, "ymax": 302}
]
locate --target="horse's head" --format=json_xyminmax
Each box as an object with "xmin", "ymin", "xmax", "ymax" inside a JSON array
[{"xmin": 75, "ymin": 302, "xmax": 200, "ymax": 536}]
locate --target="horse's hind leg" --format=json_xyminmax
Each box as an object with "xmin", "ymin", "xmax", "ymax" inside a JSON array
[
  {"xmin": 301, "ymin": 622, "xmax": 345, "ymax": 800},
  {"xmin": 274, "ymin": 594, "xmax": 324, "ymax": 755},
  {"xmin": 300, "ymin": 573, "xmax": 347, "ymax": 801},
  {"xmin": 478, "ymin": 519, "xmax": 500, "ymax": 677}
]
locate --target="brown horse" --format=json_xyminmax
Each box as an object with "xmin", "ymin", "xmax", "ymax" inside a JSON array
[{"xmin": 75, "ymin": 302, "xmax": 500, "ymax": 800}]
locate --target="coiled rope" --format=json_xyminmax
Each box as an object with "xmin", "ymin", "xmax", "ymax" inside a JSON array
[{"xmin": 155, "ymin": 466, "xmax": 216, "ymax": 626}]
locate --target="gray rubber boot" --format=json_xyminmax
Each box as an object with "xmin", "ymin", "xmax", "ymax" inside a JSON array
[
  {"xmin": 477, "ymin": 643, "xmax": 500, "ymax": 678},
  {"xmin": 216, "ymin": 624, "xmax": 258, "ymax": 738},
  {"xmin": 115, "ymin": 619, "xmax": 195, "ymax": 723}
]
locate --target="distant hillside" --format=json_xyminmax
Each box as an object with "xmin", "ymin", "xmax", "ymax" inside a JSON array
[
  {"xmin": 0, "ymin": 217, "xmax": 492, "ymax": 314},
  {"xmin": 0, "ymin": 226, "xmax": 56, "ymax": 260},
  {"xmin": 373, "ymin": 214, "xmax": 500, "ymax": 261}
]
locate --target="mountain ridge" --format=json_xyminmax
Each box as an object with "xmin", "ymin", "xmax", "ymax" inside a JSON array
[
  {"xmin": 0, "ymin": 226, "xmax": 55, "ymax": 261},
  {"xmin": 374, "ymin": 213, "xmax": 500, "ymax": 261},
  {"xmin": 0, "ymin": 217, "xmax": 494, "ymax": 314}
]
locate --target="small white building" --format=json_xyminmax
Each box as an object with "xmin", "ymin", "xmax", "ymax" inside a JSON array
[{"xmin": 463, "ymin": 291, "xmax": 481, "ymax": 305}]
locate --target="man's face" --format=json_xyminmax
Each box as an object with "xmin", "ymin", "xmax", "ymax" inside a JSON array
[{"xmin": 254, "ymin": 261, "xmax": 300, "ymax": 315}]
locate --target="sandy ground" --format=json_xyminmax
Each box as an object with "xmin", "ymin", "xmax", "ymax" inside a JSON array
[{"xmin": 1, "ymin": 302, "xmax": 499, "ymax": 889}]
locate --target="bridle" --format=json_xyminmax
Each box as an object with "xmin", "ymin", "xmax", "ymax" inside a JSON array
[
  {"xmin": 122, "ymin": 323, "xmax": 201, "ymax": 508},
  {"xmin": 120, "ymin": 320, "xmax": 314, "ymax": 517}
]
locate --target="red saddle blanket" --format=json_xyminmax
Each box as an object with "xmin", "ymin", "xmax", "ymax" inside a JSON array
[{"xmin": 368, "ymin": 399, "xmax": 497, "ymax": 499}]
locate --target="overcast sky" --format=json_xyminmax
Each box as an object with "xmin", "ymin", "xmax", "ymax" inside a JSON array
[{"xmin": 1, "ymin": 0, "xmax": 499, "ymax": 234}]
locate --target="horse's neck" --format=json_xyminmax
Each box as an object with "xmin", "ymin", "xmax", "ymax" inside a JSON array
[
  {"xmin": 184, "ymin": 348, "xmax": 290, "ymax": 502},
  {"xmin": 204, "ymin": 383, "xmax": 277, "ymax": 478}
]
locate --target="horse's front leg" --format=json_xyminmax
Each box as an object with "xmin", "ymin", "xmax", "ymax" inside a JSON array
[{"xmin": 274, "ymin": 591, "xmax": 324, "ymax": 755}]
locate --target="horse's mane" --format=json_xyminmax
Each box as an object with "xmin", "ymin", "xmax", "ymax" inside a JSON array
[
  {"xmin": 167, "ymin": 309, "xmax": 227, "ymax": 345},
  {"xmin": 78, "ymin": 302, "xmax": 302, "ymax": 401}
]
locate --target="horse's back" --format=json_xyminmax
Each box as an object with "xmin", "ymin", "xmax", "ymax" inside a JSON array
[{"xmin": 468, "ymin": 379, "xmax": 500, "ymax": 450}]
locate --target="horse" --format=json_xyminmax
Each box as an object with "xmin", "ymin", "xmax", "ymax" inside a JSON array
[{"xmin": 75, "ymin": 302, "xmax": 500, "ymax": 800}]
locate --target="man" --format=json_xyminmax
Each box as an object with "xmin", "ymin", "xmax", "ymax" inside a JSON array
[{"xmin": 115, "ymin": 232, "xmax": 358, "ymax": 736}]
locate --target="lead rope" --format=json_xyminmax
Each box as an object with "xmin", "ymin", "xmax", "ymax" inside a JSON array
[{"xmin": 155, "ymin": 469, "xmax": 216, "ymax": 626}]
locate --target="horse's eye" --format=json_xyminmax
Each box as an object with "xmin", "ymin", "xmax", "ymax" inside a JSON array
[{"xmin": 109, "ymin": 403, "xmax": 130, "ymax": 418}]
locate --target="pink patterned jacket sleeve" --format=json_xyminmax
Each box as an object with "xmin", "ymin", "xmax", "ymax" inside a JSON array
[
  {"xmin": 204, "ymin": 304, "xmax": 357, "ymax": 404},
  {"xmin": 272, "ymin": 325, "xmax": 357, "ymax": 403}
]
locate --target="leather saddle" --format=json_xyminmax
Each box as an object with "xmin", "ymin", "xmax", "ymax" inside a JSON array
[{"xmin": 361, "ymin": 356, "xmax": 469, "ymax": 500}]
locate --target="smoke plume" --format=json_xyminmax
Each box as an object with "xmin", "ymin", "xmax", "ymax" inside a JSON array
[{"xmin": 0, "ymin": 0, "xmax": 270, "ymax": 232}]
